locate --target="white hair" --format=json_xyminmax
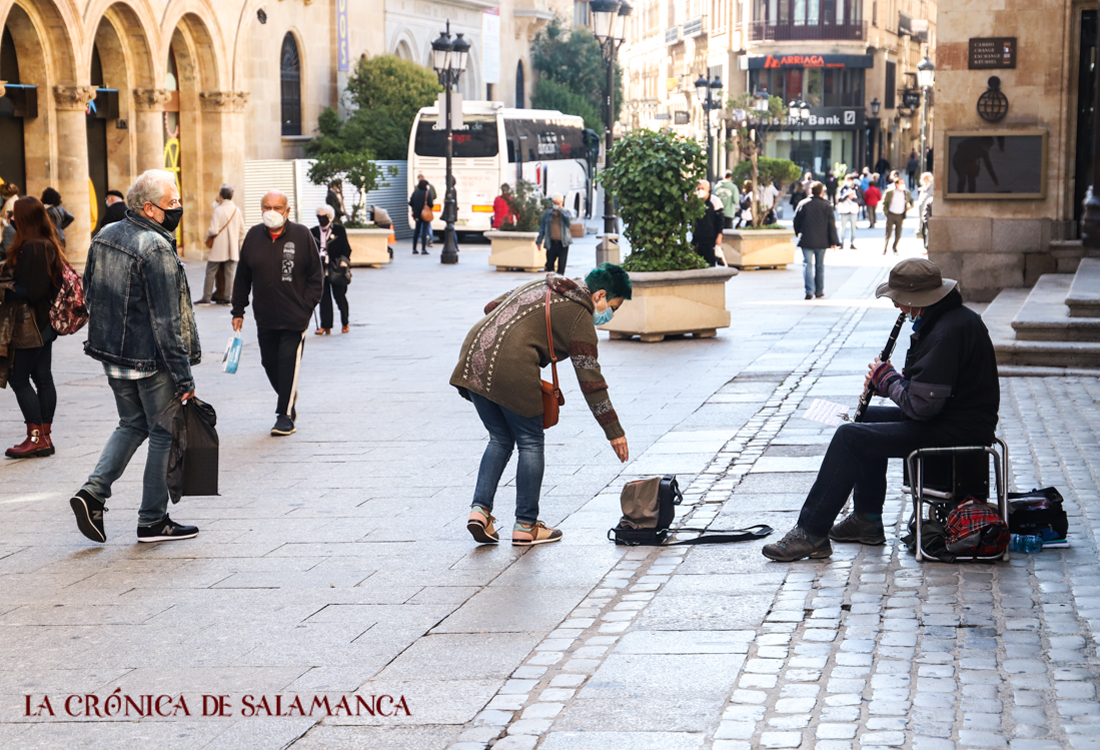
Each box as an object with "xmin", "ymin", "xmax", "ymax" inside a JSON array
[
  {"xmin": 317, "ymin": 205, "xmax": 335, "ymax": 220},
  {"xmin": 127, "ymin": 170, "xmax": 177, "ymax": 213},
  {"xmin": 551, "ymin": 193, "xmax": 564, "ymax": 205}
]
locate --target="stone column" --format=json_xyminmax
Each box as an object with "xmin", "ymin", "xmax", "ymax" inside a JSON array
[
  {"xmin": 199, "ymin": 90, "xmax": 249, "ymax": 245},
  {"xmin": 132, "ymin": 88, "xmax": 172, "ymax": 175},
  {"xmin": 52, "ymin": 85, "xmax": 97, "ymax": 267}
]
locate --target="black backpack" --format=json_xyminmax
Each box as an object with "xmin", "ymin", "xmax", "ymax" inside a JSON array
[{"xmin": 608, "ymin": 475, "xmax": 772, "ymax": 546}]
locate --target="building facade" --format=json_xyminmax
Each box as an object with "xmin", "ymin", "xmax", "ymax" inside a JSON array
[
  {"xmin": 619, "ymin": 0, "xmax": 936, "ymax": 181},
  {"xmin": 0, "ymin": 0, "xmax": 538, "ymax": 264}
]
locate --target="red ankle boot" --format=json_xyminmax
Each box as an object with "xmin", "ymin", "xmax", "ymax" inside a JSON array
[
  {"xmin": 5, "ymin": 424, "xmax": 51, "ymax": 458},
  {"xmin": 39, "ymin": 423, "xmax": 55, "ymax": 456}
]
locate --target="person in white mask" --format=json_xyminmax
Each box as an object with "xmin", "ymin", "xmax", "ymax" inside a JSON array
[{"xmin": 230, "ymin": 190, "xmax": 324, "ymax": 436}]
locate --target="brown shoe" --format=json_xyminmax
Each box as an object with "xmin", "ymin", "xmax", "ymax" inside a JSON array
[
  {"xmin": 467, "ymin": 507, "xmax": 499, "ymax": 544},
  {"xmin": 512, "ymin": 520, "xmax": 563, "ymax": 547},
  {"xmin": 6, "ymin": 424, "xmax": 51, "ymax": 458},
  {"xmin": 315, "ymin": 328, "xmax": 331, "ymax": 336},
  {"xmin": 341, "ymin": 325, "xmax": 350, "ymax": 334}
]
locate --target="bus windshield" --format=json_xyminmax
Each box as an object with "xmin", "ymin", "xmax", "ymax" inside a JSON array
[{"xmin": 414, "ymin": 115, "xmax": 499, "ymax": 158}]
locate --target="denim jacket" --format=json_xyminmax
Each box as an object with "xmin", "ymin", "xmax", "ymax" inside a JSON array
[
  {"xmin": 83, "ymin": 211, "xmax": 200, "ymax": 394},
  {"xmin": 536, "ymin": 208, "xmax": 573, "ymax": 248}
]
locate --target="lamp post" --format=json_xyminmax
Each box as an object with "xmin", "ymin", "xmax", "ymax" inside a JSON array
[
  {"xmin": 431, "ymin": 22, "xmax": 470, "ymax": 265},
  {"xmin": 591, "ymin": 0, "xmax": 631, "ymax": 263},
  {"xmin": 870, "ymin": 96, "xmax": 881, "ymax": 169},
  {"xmin": 694, "ymin": 74, "xmax": 723, "ymax": 182},
  {"xmin": 917, "ymin": 55, "xmax": 935, "ymax": 178},
  {"xmin": 787, "ymin": 96, "xmax": 810, "ymax": 173}
]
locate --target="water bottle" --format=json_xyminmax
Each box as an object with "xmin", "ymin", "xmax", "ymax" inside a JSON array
[{"xmin": 1009, "ymin": 534, "xmax": 1043, "ymax": 553}]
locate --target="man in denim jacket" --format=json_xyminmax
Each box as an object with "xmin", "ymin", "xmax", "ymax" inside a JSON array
[{"xmin": 69, "ymin": 169, "xmax": 202, "ymax": 545}]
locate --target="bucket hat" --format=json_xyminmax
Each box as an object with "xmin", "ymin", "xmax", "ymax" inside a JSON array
[{"xmin": 875, "ymin": 258, "xmax": 957, "ymax": 307}]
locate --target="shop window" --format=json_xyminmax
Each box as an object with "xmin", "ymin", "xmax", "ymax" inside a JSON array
[
  {"xmin": 280, "ymin": 33, "xmax": 302, "ymax": 137},
  {"xmin": 574, "ymin": 1, "xmax": 590, "ymax": 26},
  {"xmin": 884, "ymin": 61, "xmax": 896, "ymax": 110}
]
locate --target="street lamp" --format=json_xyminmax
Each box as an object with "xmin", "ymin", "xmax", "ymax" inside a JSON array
[
  {"xmin": 591, "ymin": 0, "xmax": 631, "ymax": 264},
  {"xmin": 788, "ymin": 97, "xmax": 810, "ymax": 174},
  {"xmin": 917, "ymin": 55, "xmax": 935, "ymax": 176},
  {"xmin": 695, "ymin": 74, "xmax": 723, "ymax": 182},
  {"xmin": 431, "ymin": 22, "xmax": 470, "ymax": 265}
]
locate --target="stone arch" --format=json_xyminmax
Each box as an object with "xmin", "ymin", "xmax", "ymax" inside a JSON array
[
  {"xmin": 395, "ymin": 39, "xmax": 413, "ymax": 61},
  {"xmin": 279, "ymin": 28, "xmax": 303, "ymax": 136}
]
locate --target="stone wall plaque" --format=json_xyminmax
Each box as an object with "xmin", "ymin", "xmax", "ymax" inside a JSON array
[{"xmin": 969, "ymin": 37, "xmax": 1017, "ymax": 69}]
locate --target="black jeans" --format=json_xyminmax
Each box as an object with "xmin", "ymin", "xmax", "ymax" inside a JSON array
[
  {"xmin": 413, "ymin": 218, "xmax": 430, "ymax": 252},
  {"xmin": 319, "ymin": 277, "xmax": 349, "ymax": 329},
  {"xmin": 9, "ymin": 342, "xmax": 56, "ymax": 424},
  {"xmin": 545, "ymin": 240, "xmax": 568, "ymax": 274},
  {"xmin": 256, "ymin": 328, "xmax": 305, "ymax": 417},
  {"xmin": 796, "ymin": 406, "xmax": 990, "ymax": 537}
]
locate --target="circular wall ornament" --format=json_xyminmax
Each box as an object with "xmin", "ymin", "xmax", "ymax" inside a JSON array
[{"xmin": 977, "ymin": 76, "xmax": 1008, "ymax": 123}]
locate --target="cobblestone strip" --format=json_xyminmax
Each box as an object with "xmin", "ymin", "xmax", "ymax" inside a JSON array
[{"xmin": 445, "ymin": 305, "xmax": 874, "ymax": 750}]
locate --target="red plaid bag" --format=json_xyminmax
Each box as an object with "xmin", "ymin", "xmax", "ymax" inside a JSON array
[
  {"xmin": 49, "ymin": 262, "xmax": 89, "ymax": 336},
  {"xmin": 945, "ymin": 498, "xmax": 1009, "ymax": 555}
]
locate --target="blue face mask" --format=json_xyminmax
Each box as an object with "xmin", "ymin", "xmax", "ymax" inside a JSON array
[{"xmin": 593, "ymin": 306, "xmax": 615, "ymax": 326}]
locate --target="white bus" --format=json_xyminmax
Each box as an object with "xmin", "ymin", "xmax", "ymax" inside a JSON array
[{"xmin": 407, "ymin": 101, "xmax": 593, "ymax": 235}]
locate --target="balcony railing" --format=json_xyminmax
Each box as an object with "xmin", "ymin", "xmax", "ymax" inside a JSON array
[{"xmin": 748, "ymin": 20, "xmax": 868, "ymax": 42}]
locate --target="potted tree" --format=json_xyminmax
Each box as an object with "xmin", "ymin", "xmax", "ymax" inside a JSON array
[
  {"xmin": 485, "ymin": 180, "xmax": 551, "ymax": 272},
  {"xmin": 720, "ymin": 94, "xmax": 801, "ymax": 270},
  {"xmin": 595, "ymin": 129, "xmax": 738, "ymax": 342}
]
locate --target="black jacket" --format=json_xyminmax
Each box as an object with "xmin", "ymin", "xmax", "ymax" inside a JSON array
[
  {"xmin": 310, "ymin": 223, "xmax": 352, "ymax": 266},
  {"xmin": 409, "ymin": 188, "xmax": 429, "ymax": 218},
  {"xmin": 231, "ymin": 222, "xmax": 323, "ymax": 331},
  {"xmin": 881, "ymin": 289, "xmax": 999, "ymax": 441},
  {"xmin": 5, "ymin": 239, "xmax": 61, "ymax": 342},
  {"xmin": 792, "ymin": 196, "xmax": 839, "ymax": 249},
  {"xmin": 102, "ymin": 201, "xmax": 128, "ymax": 227},
  {"xmin": 693, "ymin": 195, "xmax": 725, "ymax": 250}
]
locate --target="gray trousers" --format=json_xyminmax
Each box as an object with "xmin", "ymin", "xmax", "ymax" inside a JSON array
[{"xmin": 202, "ymin": 260, "xmax": 237, "ymax": 302}]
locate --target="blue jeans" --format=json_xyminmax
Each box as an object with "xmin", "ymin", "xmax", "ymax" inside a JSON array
[
  {"xmin": 838, "ymin": 213, "xmax": 857, "ymax": 246},
  {"xmin": 470, "ymin": 392, "xmax": 545, "ymax": 525},
  {"xmin": 82, "ymin": 370, "xmax": 175, "ymax": 526},
  {"xmin": 802, "ymin": 248, "xmax": 826, "ymax": 297}
]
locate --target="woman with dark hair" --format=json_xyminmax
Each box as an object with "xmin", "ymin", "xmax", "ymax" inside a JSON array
[
  {"xmin": 450, "ymin": 263, "xmax": 632, "ymax": 547},
  {"xmin": 408, "ymin": 179, "xmax": 431, "ymax": 255},
  {"xmin": 2, "ymin": 196, "xmax": 66, "ymax": 458},
  {"xmin": 41, "ymin": 187, "xmax": 74, "ymax": 247}
]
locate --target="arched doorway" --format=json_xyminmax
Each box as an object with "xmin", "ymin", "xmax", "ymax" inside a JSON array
[
  {"xmin": 395, "ymin": 39, "xmax": 413, "ymax": 61},
  {"xmin": 515, "ymin": 60, "xmax": 525, "ymax": 108},
  {"xmin": 0, "ymin": 26, "xmax": 27, "ymax": 192},
  {"xmin": 281, "ymin": 33, "xmax": 301, "ymax": 136}
]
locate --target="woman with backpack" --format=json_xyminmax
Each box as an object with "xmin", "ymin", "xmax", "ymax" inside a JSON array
[{"xmin": 2, "ymin": 197, "xmax": 67, "ymax": 458}]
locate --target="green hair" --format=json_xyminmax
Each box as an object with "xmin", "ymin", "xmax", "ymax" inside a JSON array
[{"xmin": 585, "ymin": 263, "xmax": 632, "ymax": 301}]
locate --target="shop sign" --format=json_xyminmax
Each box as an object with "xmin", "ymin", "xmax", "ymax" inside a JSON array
[
  {"xmin": 969, "ymin": 38, "xmax": 1016, "ymax": 69},
  {"xmin": 674, "ymin": 111, "xmax": 691, "ymax": 125},
  {"xmin": 793, "ymin": 107, "xmax": 865, "ymax": 130},
  {"xmin": 743, "ymin": 54, "xmax": 874, "ymax": 70}
]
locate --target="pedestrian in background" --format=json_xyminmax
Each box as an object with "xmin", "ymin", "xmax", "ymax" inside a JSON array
[
  {"xmin": 906, "ymin": 151, "xmax": 920, "ymax": 189},
  {"xmin": 713, "ymin": 172, "xmax": 739, "ymax": 229},
  {"xmin": 41, "ymin": 187, "xmax": 74, "ymax": 248},
  {"xmin": 71, "ymin": 169, "xmax": 200, "ymax": 544},
  {"xmin": 874, "ymin": 157, "xmax": 891, "ymax": 189},
  {"xmin": 409, "ymin": 179, "xmax": 431, "ymax": 255},
  {"xmin": 789, "ymin": 179, "xmax": 808, "ymax": 211},
  {"xmin": 1, "ymin": 183, "xmax": 18, "ymax": 220},
  {"xmin": 825, "ymin": 171, "xmax": 838, "ymax": 206},
  {"xmin": 792, "ymin": 182, "xmax": 838, "ymax": 301},
  {"xmin": 537, "ymin": 193, "xmax": 573, "ymax": 274},
  {"xmin": 835, "ymin": 175, "xmax": 860, "ymax": 250},
  {"xmin": 231, "ymin": 190, "xmax": 323, "ymax": 436},
  {"xmin": 417, "ymin": 172, "xmax": 437, "ymax": 248},
  {"xmin": 2, "ymin": 197, "xmax": 64, "ymax": 459},
  {"xmin": 326, "ymin": 180, "xmax": 346, "ymax": 226},
  {"xmin": 692, "ymin": 179, "xmax": 725, "ymax": 267},
  {"xmin": 492, "ymin": 184, "xmax": 514, "ymax": 229},
  {"xmin": 199, "ymin": 184, "xmax": 244, "ymax": 305},
  {"xmin": 916, "ymin": 172, "xmax": 934, "ymax": 241},
  {"xmin": 451, "ymin": 264, "xmax": 632, "ymax": 547},
  {"xmin": 863, "ymin": 177, "xmax": 882, "ymax": 229},
  {"xmin": 311, "ymin": 205, "xmax": 351, "ymax": 335},
  {"xmin": 101, "ymin": 190, "xmax": 127, "ymax": 228},
  {"xmin": 882, "ymin": 174, "xmax": 913, "ymax": 255}
]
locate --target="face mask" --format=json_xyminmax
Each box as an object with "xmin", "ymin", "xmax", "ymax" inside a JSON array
[
  {"xmin": 696, "ymin": 190, "xmax": 707, "ymax": 199},
  {"xmin": 593, "ymin": 306, "xmax": 615, "ymax": 326},
  {"xmin": 263, "ymin": 210, "xmax": 286, "ymax": 230},
  {"xmin": 155, "ymin": 204, "xmax": 183, "ymax": 233},
  {"xmin": 318, "ymin": 215, "xmax": 330, "ymax": 228}
]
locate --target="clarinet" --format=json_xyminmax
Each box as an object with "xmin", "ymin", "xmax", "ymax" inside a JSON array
[{"xmin": 852, "ymin": 312, "xmax": 907, "ymax": 423}]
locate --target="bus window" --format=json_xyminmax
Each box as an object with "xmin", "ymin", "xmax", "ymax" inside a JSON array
[{"xmin": 414, "ymin": 116, "xmax": 499, "ymax": 158}]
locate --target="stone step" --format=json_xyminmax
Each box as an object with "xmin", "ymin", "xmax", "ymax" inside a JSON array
[
  {"xmin": 1010, "ymin": 273, "xmax": 1100, "ymax": 341},
  {"xmin": 1067, "ymin": 257, "xmax": 1100, "ymax": 318},
  {"xmin": 984, "ymin": 286, "xmax": 1100, "ymax": 369}
]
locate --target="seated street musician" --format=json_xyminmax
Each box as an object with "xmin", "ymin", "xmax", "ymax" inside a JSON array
[{"xmin": 763, "ymin": 258, "xmax": 1001, "ymax": 562}]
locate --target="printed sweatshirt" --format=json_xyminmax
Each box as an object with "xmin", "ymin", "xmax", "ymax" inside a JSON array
[{"xmin": 231, "ymin": 222, "xmax": 323, "ymax": 331}]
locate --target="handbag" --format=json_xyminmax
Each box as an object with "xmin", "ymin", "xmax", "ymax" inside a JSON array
[
  {"xmin": 540, "ymin": 287, "xmax": 564, "ymax": 429},
  {"xmin": 420, "ymin": 204, "xmax": 434, "ymax": 223},
  {"xmin": 49, "ymin": 262, "xmax": 89, "ymax": 336},
  {"xmin": 222, "ymin": 332, "xmax": 242, "ymax": 374},
  {"xmin": 11, "ymin": 302, "xmax": 43, "ymax": 349},
  {"xmin": 205, "ymin": 207, "xmax": 238, "ymax": 250},
  {"xmin": 326, "ymin": 255, "xmax": 352, "ymax": 287}
]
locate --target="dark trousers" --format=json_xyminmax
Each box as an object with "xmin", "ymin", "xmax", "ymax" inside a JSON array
[
  {"xmin": 867, "ymin": 206, "xmax": 878, "ymax": 228},
  {"xmin": 545, "ymin": 240, "xmax": 568, "ymax": 274},
  {"xmin": 319, "ymin": 277, "xmax": 349, "ymax": 329},
  {"xmin": 723, "ymin": 217, "xmax": 734, "ymax": 230},
  {"xmin": 796, "ymin": 406, "xmax": 988, "ymax": 537},
  {"xmin": 884, "ymin": 211, "xmax": 905, "ymax": 252},
  {"xmin": 694, "ymin": 238, "xmax": 718, "ymax": 266},
  {"xmin": 9, "ymin": 342, "xmax": 55, "ymax": 424},
  {"xmin": 256, "ymin": 328, "xmax": 305, "ymax": 417},
  {"xmin": 413, "ymin": 219, "xmax": 430, "ymax": 252}
]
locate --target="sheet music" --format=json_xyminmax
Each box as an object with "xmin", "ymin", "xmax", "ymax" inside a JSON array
[{"xmin": 804, "ymin": 399, "xmax": 849, "ymax": 426}]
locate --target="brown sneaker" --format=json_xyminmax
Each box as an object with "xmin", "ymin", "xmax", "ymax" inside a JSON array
[
  {"xmin": 512, "ymin": 520, "xmax": 562, "ymax": 547},
  {"xmin": 467, "ymin": 507, "xmax": 499, "ymax": 544}
]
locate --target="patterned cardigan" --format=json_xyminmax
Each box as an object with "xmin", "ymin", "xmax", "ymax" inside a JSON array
[{"xmin": 450, "ymin": 274, "xmax": 624, "ymax": 440}]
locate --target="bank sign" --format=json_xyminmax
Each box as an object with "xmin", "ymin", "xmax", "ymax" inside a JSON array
[{"xmin": 793, "ymin": 107, "xmax": 866, "ymax": 130}]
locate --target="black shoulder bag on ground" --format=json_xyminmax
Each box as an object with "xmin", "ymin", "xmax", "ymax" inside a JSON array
[{"xmin": 608, "ymin": 474, "xmax": 773, "ymax": 546}]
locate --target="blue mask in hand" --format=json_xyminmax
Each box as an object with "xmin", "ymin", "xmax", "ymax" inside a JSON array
[{"xmin": 593, "ymin": 307, "xmax": 615, "ymax": 326}]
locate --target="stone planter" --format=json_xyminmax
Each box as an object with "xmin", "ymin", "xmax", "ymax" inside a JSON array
[
  {"xmin": 598, "ymin": 266, "xmax": 738, "ymax": 343},
  {"xmin": 721, "ymin": 227, "xmax": 797, "ymax": 270},
  {"xmin": 345, "ymin": 227, "xmax": 392, "ymax": 267},
  {"xmin": 486, "ymin": 231, "xmax": 546, "ymax": 272}
]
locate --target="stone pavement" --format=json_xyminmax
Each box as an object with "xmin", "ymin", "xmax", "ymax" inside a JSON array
[{"xmin": 0, "ymin": 220, "xmax": 1097, "ymax": 750}]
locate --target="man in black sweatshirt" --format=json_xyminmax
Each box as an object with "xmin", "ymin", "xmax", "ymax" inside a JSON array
[{"xmin": 231, "ymin": 190, "xmax": 324, "ymax": 436}]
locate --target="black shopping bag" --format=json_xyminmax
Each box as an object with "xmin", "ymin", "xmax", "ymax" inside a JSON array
[{"xmin": 155, "ymin": 396, "xmax": 219, "ymax": 502}]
